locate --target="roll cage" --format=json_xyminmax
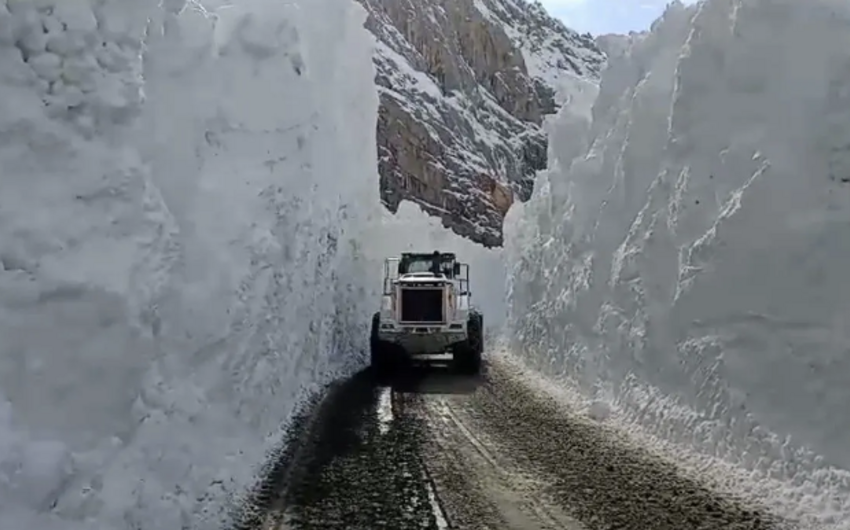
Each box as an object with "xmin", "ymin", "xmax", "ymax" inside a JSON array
[{"xmin": 382, "ymin": 252, "xmax": 470, "ymax": 296}]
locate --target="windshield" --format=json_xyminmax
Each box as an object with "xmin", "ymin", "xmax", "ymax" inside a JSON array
[{"xmin": 404, "ymin": 258, "xmax": 437, "ymax": 274}]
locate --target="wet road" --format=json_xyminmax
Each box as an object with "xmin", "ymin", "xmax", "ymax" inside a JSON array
[{"xmin": 235, "ymin": 358, "xmax": 794, "ymax": 530}]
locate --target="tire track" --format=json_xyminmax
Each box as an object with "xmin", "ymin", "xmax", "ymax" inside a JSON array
[
  {"xmin": 413, "ymin": 392, "xmax": 585, "ymax": 529},
  {"xmin": 446, "ymin": 360, "xmax": 796, "ymax": 530},
  {"xmin": 240, "ymin": 359, "xmax": 795, "ymax": 530},
  {"xmin": 272, "ymin": 369, "xmax": 444, "ymax": 530}
]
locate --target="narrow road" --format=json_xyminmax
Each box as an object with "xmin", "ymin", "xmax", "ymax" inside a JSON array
[{"xmin": 236, "ymin": 358, "xmax": 794, "ymax": 530}]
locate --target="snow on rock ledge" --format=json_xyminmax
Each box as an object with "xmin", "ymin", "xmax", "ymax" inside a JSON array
[
  {"xmin": 360, "ymin": 0, "xmax": 604, "ymax": 248},
  {"xmin": 506, "ymin": 0, "xmax": 850, "ymax": 526},
  {"xmin": 0, "ymin": 0, "xmax": 381, "ymax": 528}
]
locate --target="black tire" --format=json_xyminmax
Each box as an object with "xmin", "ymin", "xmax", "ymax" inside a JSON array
[
  {"xmin": 455, "ymin": 312, "xmax": 483, "ymax": 375},
  {"xmin": 469, "ymin": 312, "xmax": 483, "ymax": 355},
  {"xmin": 370, "ymin": 312, "xmax": 394, "ymax": 377}
]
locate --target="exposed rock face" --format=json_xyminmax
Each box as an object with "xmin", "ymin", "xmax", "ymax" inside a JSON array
[{"xmin": 357, "ymin": 0, "xmax": 605, "ymax": 247}]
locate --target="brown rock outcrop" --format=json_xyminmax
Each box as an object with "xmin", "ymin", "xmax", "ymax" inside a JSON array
[{"xmin": 359, "ymin": 0, "xmax": 604, "ymax": 246}]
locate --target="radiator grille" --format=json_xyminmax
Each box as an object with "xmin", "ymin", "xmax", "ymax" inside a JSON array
[{"xmin": 400, "ymin": 288, "xmax": 443, "ymax": 322}]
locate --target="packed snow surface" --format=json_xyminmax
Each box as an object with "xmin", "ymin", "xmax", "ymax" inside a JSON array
[
  {"xmin": 0, "ymin": 0, "xmax": 385, "ymax": 528},
  {"xmin": 505, "ymin": 0, "xmax": 850, "ymax": 528}
]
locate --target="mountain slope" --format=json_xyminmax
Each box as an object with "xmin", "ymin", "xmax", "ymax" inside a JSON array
[{"xmin": 358, "ymin": 0, "xmax": 604, "ymax": 247}]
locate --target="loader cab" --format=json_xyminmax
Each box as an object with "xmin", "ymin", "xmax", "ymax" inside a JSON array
[
  {"xmin": 398, "ymin": 251, "xmax": 457, "ymax": 278},
  {"xmin": 385, "ymin": 251, "xmax": 469, "ymax": 296}
]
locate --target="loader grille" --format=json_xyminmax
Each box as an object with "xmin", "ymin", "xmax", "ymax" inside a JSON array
[{"xmin": 400, "ymin": 288, "xmax": 444, "ymax": 323}]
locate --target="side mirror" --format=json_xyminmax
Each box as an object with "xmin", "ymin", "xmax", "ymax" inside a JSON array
[{"xmin": 453, "ymin": 263, "xmax": 461, "ymax": 276}]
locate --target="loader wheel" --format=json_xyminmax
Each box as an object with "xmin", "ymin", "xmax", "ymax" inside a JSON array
[
  {"xmin": 469, "ymin": 312, "xmax": 483, "ymax": 355},
  {"xmin": 370, "ymin": 312, "xmax": 395, "ymax": 378},
  {"xmin": 455, "ymin": 312, "xmax": 482, "ymax": 375}
]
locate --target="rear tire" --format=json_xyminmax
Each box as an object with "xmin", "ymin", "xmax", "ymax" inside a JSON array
[
  {"xmin": 370, "ymin": 312, "xmax": 395, "ymax": 378},
  {"xmin": 454, "ymin": 312, "xmax": 483, "ymax": 375}
]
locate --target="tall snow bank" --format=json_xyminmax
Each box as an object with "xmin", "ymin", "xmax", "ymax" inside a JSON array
[
  {"xmin": 0, "ymin": 0, "xmax": 381, "ymax": 528},
  {"xmin": 505, "ymin": 0, "xmax": 850, "ymax": 527}
]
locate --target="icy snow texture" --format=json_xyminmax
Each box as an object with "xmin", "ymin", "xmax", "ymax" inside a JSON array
[
  {"xmin": 0, "ymin": 0, "xmax": 383, "ymax": 528},
  {"xmin": 505, "ymin": 0, "xmax": 850, "ymax": 527}
]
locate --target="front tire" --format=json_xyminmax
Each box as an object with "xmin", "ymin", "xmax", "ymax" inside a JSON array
[
  {"xmin": 454, "ymin": 312, "xmax": 483, "ymax": 375},
  {"xmin": 370, "ymin": 312, "xmax": 395, "ymax": 377}
]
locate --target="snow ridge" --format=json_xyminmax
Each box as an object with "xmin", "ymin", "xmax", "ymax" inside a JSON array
[{"xmin": 505, "ymin": 0, "xmax": 850, "ymax": 527}]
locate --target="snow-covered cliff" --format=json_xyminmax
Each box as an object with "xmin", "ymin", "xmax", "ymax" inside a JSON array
[
  {"xmin": 505, "ymin": 0, "xmax": 850, "ymax": 527},
  {"xmin": 359, "ymin": 0, "xmax": 604, "ymax": 247},
  {"xmin": 0, "ymin": 0, "xmax": 382, "ymax": 528}
]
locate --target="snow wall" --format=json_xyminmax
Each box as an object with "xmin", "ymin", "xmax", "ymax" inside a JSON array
[
  {"xmin": 505, "ymin": 0, "xmax": 850, "ymax": 527},
  {"xmin": 0, "ymin": 0, "xmax": 386, "ymax": 528}
]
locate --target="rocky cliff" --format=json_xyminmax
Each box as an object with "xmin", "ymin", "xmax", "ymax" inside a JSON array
[{"xmin": 357, "ymin": 0, "xmax": 605, "ymax": 247}]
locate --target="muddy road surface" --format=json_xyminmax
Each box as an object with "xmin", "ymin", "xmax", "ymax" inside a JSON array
[{"xmin": 235, "ymin": 358, "xmax": 794, "ymax": 530}]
